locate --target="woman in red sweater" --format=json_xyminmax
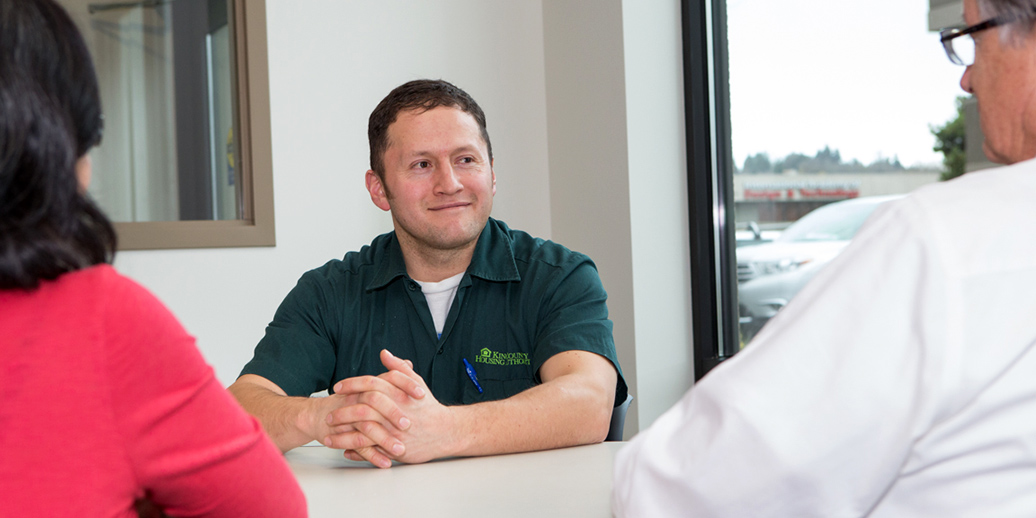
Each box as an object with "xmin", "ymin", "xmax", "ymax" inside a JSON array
[{"xmin": 0, "ymin": 1, "xmax": 306, "ymax": 516}]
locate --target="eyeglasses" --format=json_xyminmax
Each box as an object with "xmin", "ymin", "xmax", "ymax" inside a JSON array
[
  {"xmin": 940, "ymin": 11, "xmax": 1035, "ymax": 66},
  {"xmin": 940, "ymin": 19, "xmax": 1000, "ymax": 66}
]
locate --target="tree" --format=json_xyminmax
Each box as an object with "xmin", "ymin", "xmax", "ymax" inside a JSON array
[
  {"xmin": 743, "ymin": 148, "xmax": 921, "ymax": 175},
  {"xmin": 932, "ymin": 96, "xmax": 967, "ymax": 181},
  {"xmin": 742, "ymin": 152, "xmax": 772, "ymax": 173},
  {"xmin": 773, "ymin": 152, "xmax": 810, "ymax": 173},
  {"xmin": 865, "ymin": 155, "xmax": 905, "ymax": 172},
  {"xmin": 815, "ymin": 146, "xmax": 841, "ymax": 165}
]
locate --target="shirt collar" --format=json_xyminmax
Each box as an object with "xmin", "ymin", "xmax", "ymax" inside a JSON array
[
  {"xmin": 365, "ymin": 218, "xmax": 520, "ymax": 291},
  {"xmin": 467, "ymin": 218, "xmax": 521, "ymax": 283},
  {"xmin": 366, "ymin": 232, "xmax": 409, "ymax": 291}
]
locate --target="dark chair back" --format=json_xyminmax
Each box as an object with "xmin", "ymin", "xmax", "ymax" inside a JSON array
[{"xmin": 606, "ymin": 393, "xmax": 634, "ymax": 441}]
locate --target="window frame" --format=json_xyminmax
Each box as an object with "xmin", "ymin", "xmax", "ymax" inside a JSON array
[
  {"xmin": 681, "ymin": 0, "xmax": 738, "ymax": 380},
  {"xmin": 112, "ymin": 0, "xmax": 275, "ymax": 250}
]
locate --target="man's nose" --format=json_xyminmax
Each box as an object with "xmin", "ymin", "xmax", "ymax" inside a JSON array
[
  {"xmin": 435, "ymin": 165, "xmax": 463, "ymax": 194},
  {"xmin": 960, "ymin": 65, "xmax": 974, "ymax": 94}
]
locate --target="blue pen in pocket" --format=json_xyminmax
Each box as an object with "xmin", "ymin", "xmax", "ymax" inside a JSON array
[{"xmin": 462, "ymin": 358, "xmax": 484, "ymax": 394}]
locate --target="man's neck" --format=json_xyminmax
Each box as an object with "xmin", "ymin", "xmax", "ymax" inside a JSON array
[{"xmin": 398, "ymin": 240, "xmax": 476, "ymax": 283}]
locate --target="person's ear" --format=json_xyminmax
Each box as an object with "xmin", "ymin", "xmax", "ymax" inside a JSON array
[
  {"xmin": 75, "ymin": 154, "xmax": 92, "ymax": 191},
  {"xmin": 366, "ymin": 170, "xmax": 391, "ymax": 211}
]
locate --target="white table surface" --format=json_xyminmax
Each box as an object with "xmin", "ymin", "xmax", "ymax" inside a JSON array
[{"xmin": 285, "ymin": 442, "xmax": 625, "ymax": 517}]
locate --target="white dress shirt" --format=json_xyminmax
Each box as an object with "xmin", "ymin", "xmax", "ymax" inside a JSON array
[{"xmin": 613, "ymin": 161, "xmax": 1036, "ymax": 517}]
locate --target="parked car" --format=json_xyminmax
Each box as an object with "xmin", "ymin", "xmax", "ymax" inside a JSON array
[
  {"xmin": 735, "ymin": 221, "xmax": 782, "ymax": 248},
  {"xmin": 736, "ymin": 194, "xmax": 904, "ymax": 344}
]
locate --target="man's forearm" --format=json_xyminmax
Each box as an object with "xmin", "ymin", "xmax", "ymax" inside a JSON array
[
  {"xmin": 447, "ymin": 371, "xmax": 614, "ymax": 458},
  {"xmin": 227, "ymin": 376, "xmax": 322, "ymax": 452},
  {"xmin": 363, "ymin": 348, "xmax": 618, "ymax": 464}
]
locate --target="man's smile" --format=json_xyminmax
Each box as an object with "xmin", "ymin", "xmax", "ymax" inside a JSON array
[{"xmin": 429, "ymin": 201, "xmax": 471, "ymax": 211}]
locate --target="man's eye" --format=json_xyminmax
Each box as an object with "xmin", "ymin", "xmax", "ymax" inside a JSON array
[
  {"xmin": 459, "ymin": 157, "xmax": 474, "ymax": 164},
  {"xmin": 417, "ymin": 161, "xmax": 431, "ymax": 168}
]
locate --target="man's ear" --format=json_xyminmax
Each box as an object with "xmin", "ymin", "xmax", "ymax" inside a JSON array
[
  {"xmin": 366, "ymin": 170, "xmax": 391, "ymax": 212},
  {"xmin": 490, "ymin": 160, "xmax": 496, "ymax": 196}
]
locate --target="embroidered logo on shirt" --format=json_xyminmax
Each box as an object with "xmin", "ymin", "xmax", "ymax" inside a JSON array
[{"xmin": 474, "ymin": 347, "xmax": 530, "ymax": 366}]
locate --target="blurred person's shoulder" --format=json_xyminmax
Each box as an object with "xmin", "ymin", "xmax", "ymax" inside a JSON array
[
  {"xmin": 912, "ymin": 160, "xmax": 1036, "ymax": 209},
  {"xmin": 56, "ymin": 265, "xmax": 174, "ymax": 318},
  {"xmin": 60, "ymin": 264, "xmax": 141, "ymax": 294},
  {"xmin": 891, "ymin": 161, "xmax": 1036, "ymax": 273}
]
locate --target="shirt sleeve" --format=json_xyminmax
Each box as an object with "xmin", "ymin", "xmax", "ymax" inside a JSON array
[
  {"xmin": 534, "ymin": 256, "xmax": 628, "ymax": 406},
  {"xmin": 240, "ymin": 269, "xmax": 340, "ymax": 396},
  {"xmin": 613, "ymin": 198, "xmax": 951, "ymax": 517},
  {"xmin": 102, "ymin": 273, "xmax": 307, "ymax": 517}
]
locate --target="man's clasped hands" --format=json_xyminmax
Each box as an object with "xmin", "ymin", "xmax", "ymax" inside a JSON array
[{"xmin": 313, "ymin": 349, "xmax": 460, "ymax": 468}]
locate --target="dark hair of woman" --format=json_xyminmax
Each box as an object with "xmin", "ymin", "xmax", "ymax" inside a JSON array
[{"xmin": 0, "ymin": 0, "xmax": 116, "ymax": 290}]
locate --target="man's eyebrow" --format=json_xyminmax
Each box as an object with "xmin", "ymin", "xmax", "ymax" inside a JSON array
[
  {"xmin": 403, "ymin": 144, "xmax": 484, "ymax": 158},
  {"xmin": 451, "ymin": 144, "xmax": 484, "ymax": 155}
]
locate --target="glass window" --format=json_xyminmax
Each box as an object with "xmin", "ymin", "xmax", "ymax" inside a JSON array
[
  {"xmin": 685, "ymin": 0, "xmax": 985, "ymax": 376},
  {"xmin": 59, "ymin": 0, "xmax": 274, "ymax": 249}
]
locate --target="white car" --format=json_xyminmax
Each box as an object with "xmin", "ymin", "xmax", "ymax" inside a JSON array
[{"xmin": 736, "ymin": 195, "xmax": 904, "ymax": 344}]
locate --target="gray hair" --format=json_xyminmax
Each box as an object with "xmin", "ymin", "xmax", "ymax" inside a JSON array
[{"xmin": 978, "ymin": 0, "xmax": 1036, "ymax": 42}]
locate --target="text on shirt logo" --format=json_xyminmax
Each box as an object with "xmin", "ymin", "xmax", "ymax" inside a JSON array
[{"xmin": 474, "ymin": 348, "xmax": 530, "ymax": 366}]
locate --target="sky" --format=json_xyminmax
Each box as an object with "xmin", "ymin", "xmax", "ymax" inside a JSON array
[{"xmin": 726, "ymin": 0, "xmax": 967, "ymax": 168}]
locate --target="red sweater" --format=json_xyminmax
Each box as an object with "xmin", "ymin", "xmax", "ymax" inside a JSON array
[{"xmin": 0, "ymin": 265, "xmax": 306, "ymax": 517}]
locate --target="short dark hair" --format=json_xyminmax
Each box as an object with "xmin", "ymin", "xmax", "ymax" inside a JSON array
[
  {"xmin": 368, "ymin": 79, "xmax": 493, "ymax": 179},
  {"xmin": 0, "ymin": 0, "xmax": 116, "ymax": 290}
]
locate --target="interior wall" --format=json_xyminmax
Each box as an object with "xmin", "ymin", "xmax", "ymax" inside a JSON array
[
  {"xmin": 622, "ymin": 0, "xmax": 695, "ymax": 429},
  {"xmin": 542, "ymin": 0, "xmax": 638, "ymax": 434},
  {"xmin": 114, "ymin": 0, "xmax": 553, "ymax": 385},
  {"xmin": 543, "ymin": 0, "xmax": 692, "ymax": 437}
]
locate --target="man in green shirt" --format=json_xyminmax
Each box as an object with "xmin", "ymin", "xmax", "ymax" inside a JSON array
[{"xmin": 229, "ymin": 79, "xmax": 626, "ymax": 468}]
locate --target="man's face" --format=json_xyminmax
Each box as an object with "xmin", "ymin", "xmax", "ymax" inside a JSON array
[
  {"xmin": 961, "ymin": 0, "xmax": 1036, "ymax": 164},
  {"xmin": 366, "ymin": 106, "xmax": 496, "ymax": 257}
]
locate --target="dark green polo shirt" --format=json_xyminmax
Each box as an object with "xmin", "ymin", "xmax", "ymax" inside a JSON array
[{"xmin": 241, "ymin": 218, "xmax": 627, "ymax": 407}]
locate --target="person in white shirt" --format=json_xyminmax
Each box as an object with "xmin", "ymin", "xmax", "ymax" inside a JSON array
[{"xmin": 612, "ymin": 0, "xmax": 1036, "ymax": 515}]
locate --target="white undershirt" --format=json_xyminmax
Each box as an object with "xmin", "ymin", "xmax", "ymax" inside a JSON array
[{"xmin": 414, "ymin": 272, "xmax": 464, "ymax": 338}]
